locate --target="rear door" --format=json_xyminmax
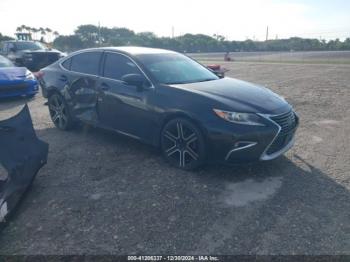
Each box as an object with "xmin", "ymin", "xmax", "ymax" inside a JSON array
[
  {"xmin": 97, "ymin": 51, "xmax": 155, "ymax": 141},
  {"xmin": 60, "ymin": 51, "xmax": 102, "ymax": 124}
]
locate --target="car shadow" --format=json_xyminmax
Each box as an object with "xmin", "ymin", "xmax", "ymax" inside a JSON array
[
  {"xmin": 0, "ymin": 125, "xmax": 349, "ymax": 255},
  {"xmin": 0, "ymin": 96, "xmax": 36, "ymax": 110}
]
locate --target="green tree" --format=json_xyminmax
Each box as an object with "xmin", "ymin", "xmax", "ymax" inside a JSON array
[
  {"xmin": 45, "ymin": 24, "xmax": 350, "ymax": 52},
  {"xmin": 0, "ymin": 33, "xmax": 14, "ymax": 42},
  {"xmin": 53, "ymin": 35, "xmax": 84, "ymax": 52}
]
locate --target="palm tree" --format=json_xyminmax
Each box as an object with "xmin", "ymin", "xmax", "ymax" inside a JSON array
[
  {"xmin": 24, "ymin": 25, "xmax": 31, "ymax": 34},
  {"xmin": 16, "ymin": 25, "xmax": 32, "ymax": 40},
  {"xmin": 44, "ymin": 28, "xmax": 51, "ymax": 41},
  {"xmin": 53, "ymin": 31, "xmax": 59, "ymax": 38},
  {"xmin": 32, "ymin": 28, "xmax": 40, "ymax": 40},
  {"xmin": 40, "ymin": 28, "xmax": 46, "ymax": 43}
]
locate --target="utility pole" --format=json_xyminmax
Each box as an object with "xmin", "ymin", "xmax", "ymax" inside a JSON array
[
  {"xmin": 266, "ymin": 26, "xmax": 269, "ymax": 41},
  {"xmin": 171, "ymin": 26, "xmax": 174, "ymax": 38},
  {"xmin": 98, "ymin": 21, "xmax": 101, "ymax": 46}
]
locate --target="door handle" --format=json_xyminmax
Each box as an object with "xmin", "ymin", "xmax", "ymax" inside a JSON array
[{"xmin": 100, "ymin": 82, "xmax": 110, "ymax": 91}]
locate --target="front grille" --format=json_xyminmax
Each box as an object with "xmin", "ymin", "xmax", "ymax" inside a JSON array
[
  {"xmin": 0, "ymin": 83, "xmax": 28, "ymax": 94},
  {"xmin": 266, "ymin": 110, "xmax": 297, "ymax": 155}
]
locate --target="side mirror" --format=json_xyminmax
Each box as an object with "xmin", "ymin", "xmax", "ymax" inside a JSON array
[
  {"xmin": 207, "ymin": 68, "xmax": 224, "ymax": 79},
  {"xmin": 207, "ymin": 65, "xmax": 226, "ymax": 79},
  {"xmin": 214, "ymin": 72, "xmax": 225, "ymax": 79},
  {"xmin": 121, "ymin": 73, "xmax": 148, "ymax": 91}
]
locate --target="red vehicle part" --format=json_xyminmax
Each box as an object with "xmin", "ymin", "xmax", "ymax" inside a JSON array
[{"xmin": 207, "ymin": 64, "xmax": 229, "ymax": 78}]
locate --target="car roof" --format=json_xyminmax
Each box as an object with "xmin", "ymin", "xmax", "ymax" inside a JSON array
[{"xmin": 82, "ymin": 46, "xmax": 177, "ymax": 56}]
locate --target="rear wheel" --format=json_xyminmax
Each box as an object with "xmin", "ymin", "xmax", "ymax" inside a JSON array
[
  {"xmin": 48, "ymin": 93, "xmax": 74, "ymax": 130},
  {"xmin": 161, "ymin": 118, "xmax": 206, "ymax": 170}
]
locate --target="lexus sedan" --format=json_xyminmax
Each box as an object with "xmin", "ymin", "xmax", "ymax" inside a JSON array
[
  {"xmin": 39, "ymin": 47, "xmax": 298, "ymax": 170},
  {"xmin": 0, "ymin": 55, "xmax": 39, "ymax": 98}
]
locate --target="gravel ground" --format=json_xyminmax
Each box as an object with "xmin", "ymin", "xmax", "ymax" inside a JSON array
[
  {"xmin": 190, "ymin": 51, "xmax": 350, "ymax": 64},
  {"xmin": 0, "ymin": 62, "xmax": 349, "ymax": 255}
]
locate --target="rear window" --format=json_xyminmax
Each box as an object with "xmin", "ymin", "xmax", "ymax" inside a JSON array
[{"xmin": 70, "ymin": 52, "xmax": 101, "ymax": 75}]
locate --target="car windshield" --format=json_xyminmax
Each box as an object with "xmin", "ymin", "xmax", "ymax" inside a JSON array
[
  {"xmin": 136, "ymin": 53, "xmax": 219, "ymax": 84},
  {"xmin": 14, "ymin": 41, "xmax": 46, "ymax": 51},
  {"xmin": 0, "ymin": 56, "xmax": 14, "ymax": 67}
]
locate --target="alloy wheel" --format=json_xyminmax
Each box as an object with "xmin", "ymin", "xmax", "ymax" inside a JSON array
[
  {"xmin": 49, "ymin": 94, "xmax": 69, "ymax": 130},
  {"xmin": 161, "ymin": 118, "xmax": 205, "ymax": 169}
]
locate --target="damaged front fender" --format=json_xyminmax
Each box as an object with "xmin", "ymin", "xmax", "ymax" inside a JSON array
[{"xmin": 0, "ymin": 105, "xmax": 48, "ymax": 225}]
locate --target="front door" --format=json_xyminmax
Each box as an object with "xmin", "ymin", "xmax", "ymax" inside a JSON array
[{"xmin": 96, "ymin": 52, "xmax": 155, "ymax": 141}]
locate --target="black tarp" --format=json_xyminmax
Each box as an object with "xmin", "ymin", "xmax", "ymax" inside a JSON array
[{"xmin": 0, "ymin": 104, "xmax": 48, "ymax": 225}]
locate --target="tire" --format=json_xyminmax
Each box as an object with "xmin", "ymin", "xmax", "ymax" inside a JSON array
[
  {"xmin": 48, "ymin": 93, "xmax": 75, "ymax": 130},
  {"xmin": 161, "ymin": 117, "xmax": 206, "ymax": 170}
]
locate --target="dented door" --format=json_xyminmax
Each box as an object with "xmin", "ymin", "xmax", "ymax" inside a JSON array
[
  {"xmin": 61, "ymin": 51, "xmax": 102, "ymax": 124},
  {"xmin": 64, "ymin": 74, "xmax": 99, "ymax": 123}
]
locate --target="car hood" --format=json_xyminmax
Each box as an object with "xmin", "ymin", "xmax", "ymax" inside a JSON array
[
  {"xmin": 0, "ymin": 67, "xmax": 27, "ymax": 81},
  {"xmin": 170, "ymin": 77, "xmax": 290, "ymax": 114}
]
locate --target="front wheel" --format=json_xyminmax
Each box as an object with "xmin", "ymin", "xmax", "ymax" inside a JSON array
[
  {"xmin": 161, "ymin": 118, "xmax": 206, "ymax": 170},
  {"xmin": 48, "ymin": 93, "xmax": 75, "ymax": 130}
]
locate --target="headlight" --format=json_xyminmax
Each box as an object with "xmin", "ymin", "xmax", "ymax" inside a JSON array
[
  {"xmin": 25, "ymin": 70, "xmax": 35, "ymax": 80},
  {"xmin": 213, "ymin": 109, "xmax": 265, "ymax": 126}
]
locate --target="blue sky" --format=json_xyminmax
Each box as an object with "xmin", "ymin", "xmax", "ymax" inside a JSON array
[{"xmin": 0, "ymin": 0, "xmax": 349, "ymax": 40}]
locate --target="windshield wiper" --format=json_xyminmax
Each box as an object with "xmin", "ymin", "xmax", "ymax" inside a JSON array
[
  {"xmin": 165, "ymin": 81, "xmax": 189, "ymax": 85},
  {"xmin": 196, "ymin": 78, "xmax": 217, "ymax": 83},
  {"xmin": 165, "ymin": 78, "xmax": 217, "ymax": 85}
]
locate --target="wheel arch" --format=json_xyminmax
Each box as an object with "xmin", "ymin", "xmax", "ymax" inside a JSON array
[
  {"xmin": 46, "ymin": 88, "xmax": 61, "ymax": 98},
  {"xmin": 157, "ymin": 111, "xmax": 208, "ymax": 147}
]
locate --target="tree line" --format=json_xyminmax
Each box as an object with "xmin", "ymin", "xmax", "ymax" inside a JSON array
[
  {"xmin": 2, "ymin": 24, "xmax": 350, "ymax": 52},
  {"xmin": 16, "ymin": 25, "xmax": 59, "ymax": 42},
  {"xmin": 0, "ymin": 25, "xmax": 59, "ymax": 43}
]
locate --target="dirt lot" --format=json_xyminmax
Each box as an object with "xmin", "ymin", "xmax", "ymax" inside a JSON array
[
  {"xmin": 190, "ymin": 51, "xmax": 350, "ymax": 64},
  {"xmin": 0, "ymin": 62, "xmax": 349, "ymax": 255}
]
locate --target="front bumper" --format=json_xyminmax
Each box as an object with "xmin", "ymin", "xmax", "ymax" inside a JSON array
[
  {"xmin": 0, "ymin": 81, "xmax": 39, "ymax": 98},
  {"xmin": 206, "ymin": 110, "xmax": 299, "ymax": 163},
  {"xmin": 0, "ymin": 105, "xmax": 48, "ymax": 226}
]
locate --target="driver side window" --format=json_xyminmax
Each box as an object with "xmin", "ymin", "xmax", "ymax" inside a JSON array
[{"xmin": 103, "ymin": 52, "xmax": 142, "ymax": 81}]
